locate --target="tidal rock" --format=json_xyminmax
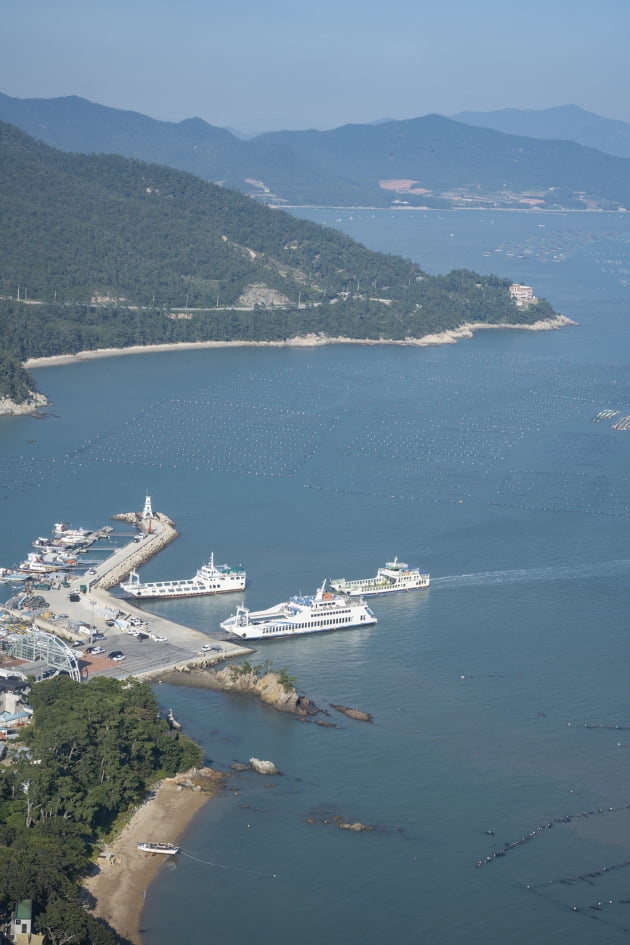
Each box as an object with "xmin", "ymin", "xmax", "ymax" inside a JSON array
[
  {"xmin": 249, "ymin": 757, "xmax": 279, "ymax": 775},
  {"xmin": 330, "ymin": 703, "xmax": 373, "ymax": 722}
]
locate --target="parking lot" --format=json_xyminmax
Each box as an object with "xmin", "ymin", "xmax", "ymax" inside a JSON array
[{"xmin": 4, "ymin": 526, "xmax": 252, "ymax": 681}]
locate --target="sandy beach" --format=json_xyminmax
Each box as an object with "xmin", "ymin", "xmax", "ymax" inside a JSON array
[
  {"xmin": 84, "ymin": 769, "xmax": 224, "ymax": 945},
  {"xmin": 23, "ymin": 318, "xmax": 574, "ymax": 371}
]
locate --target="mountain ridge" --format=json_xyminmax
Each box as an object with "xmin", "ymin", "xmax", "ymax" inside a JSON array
[
  {"xmin": 1, "ymin": 93, "xmax": 628, "ymax": 210},
  {"xmin": 452, "ymin": 105, "xmax": 630, "ymax": 160}
]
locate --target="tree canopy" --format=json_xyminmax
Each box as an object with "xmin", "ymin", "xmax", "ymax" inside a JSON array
[{"xmin": 0, "ymin": 675, "xmax": 203, "ymax": 944}]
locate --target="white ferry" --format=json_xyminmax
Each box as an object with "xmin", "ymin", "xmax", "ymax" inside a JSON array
[
  {"xmin": 330, "ymin": 557, "xmax": 430, "ymax": 596},
  {"xmin": 220, "ymin": 580, "xmax": 377, "ymax": 640},
  {"xmin": 136, "ymin": 842, "xmax": 179, "ymax": 855},
  {"xmin": 120, "ymin": 553, "xmax": 246, "ymax": 599}
]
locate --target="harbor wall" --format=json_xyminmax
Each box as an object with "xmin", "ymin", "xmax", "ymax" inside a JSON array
[{"xmin": 96, "ymin": 516, "xmax": 179, "ymax": 590}]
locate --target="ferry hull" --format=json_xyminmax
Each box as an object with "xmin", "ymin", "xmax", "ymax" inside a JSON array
[
  {"xmin": 120, "ymin": 553, "xmax": 246, "ymax": 600},
  {"xmin": 225, "ymin": 617, "xmax": 377, "ymax": 641},
  {"xmin": 332, "ymin": 579, "xmax": 429, "ymax": 597},
  {"xmin": 123, "ymin": 584, "xmax": 244, "ymax": 600},
  {"xmin": 220, "ymin": 581, "xmax": 377, "ymax": 641},
  {"xmin": 330, "ymin": 558, "xmax": 430, "ymax": 596}
]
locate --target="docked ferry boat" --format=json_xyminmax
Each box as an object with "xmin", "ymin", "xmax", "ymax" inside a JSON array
[
  {"xmin": 120, "ymin": 554, "xmax": 246, "ymax": 599},
  {"xmin": 330, "ymin": 557, "xmax": 430, "ymax": 596},
  {"xmin": 220, "ymin": 580, "xmax": 377, "ymax": 640}
]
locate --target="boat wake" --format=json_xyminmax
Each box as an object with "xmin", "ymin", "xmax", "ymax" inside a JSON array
[{"xmin": 432, "ymin": 558, "xmax": 630, "ymax": 588}]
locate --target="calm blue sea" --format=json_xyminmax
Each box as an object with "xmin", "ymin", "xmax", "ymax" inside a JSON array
[{"xmin": 1, "ymin": 210, "xmax": 629, "ymax": 944}]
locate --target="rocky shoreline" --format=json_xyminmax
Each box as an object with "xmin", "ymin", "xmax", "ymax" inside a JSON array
[
  {"xmin": 0, "ymin": 319, "xmax": 574, "ymax": 416},
  {"xmin": 162, "ymin": 664, "xmax": 374, "ymax": 727},
  {"xmin": 162, "ymin": 664, "xmax": 322, "ymax": 717},
  {"xmin": 21, "ymin": 317, "xmax": 574, "ymax": 371},
  {"xmin": 0, "ymin": 391, "xmax": 50, "ymax": 416}
]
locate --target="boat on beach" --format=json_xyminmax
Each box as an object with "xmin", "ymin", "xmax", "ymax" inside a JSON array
[
  {"xmin": 136, "ymin": 842, "xmax": 179, "ymax": 855},
  {"xmin": 220, "ymin": 580, "xmax": 377, "ymax": 640},
  {"xmin": 330, "ymin": 557, "xmax": 430, "ymax": 596},
  {"xmin": 120, "ymin": 553, "xmax": 246, "ymax": 599}
]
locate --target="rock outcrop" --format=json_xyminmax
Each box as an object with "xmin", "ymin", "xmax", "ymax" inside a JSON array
[
  {"xmin": 212, "ymin": 666, "xmax": 321, "ymax": 717},
  {"xmin": 330, "ymin": 704, "xmax": 373, "ymax": 722},
  {"xmin": 248, "ymin": 757, "xmax": 279, "ymax": 775},
  {"xmin": 0, "ymin": 392, "xmax": 49, "ymax": 417}
]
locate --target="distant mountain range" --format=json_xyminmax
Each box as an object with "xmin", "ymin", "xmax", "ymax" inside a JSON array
[
  {"xmin": 452, "ymin": 105, "xmax": 630, "ymax": 160},
  {"xmin": 1, "ymin": 93, "xmax": 629, "ymax": 211}
]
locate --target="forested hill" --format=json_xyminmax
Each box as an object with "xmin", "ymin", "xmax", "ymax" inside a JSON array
[{"xmin": 0, "ymin": 121, "xmax": 557, "ymax": 403}]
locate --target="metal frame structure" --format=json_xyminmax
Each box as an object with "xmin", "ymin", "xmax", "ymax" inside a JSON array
[{"xmin": 7, "ymin": 630, "xmax": 81, "ymax": 682}]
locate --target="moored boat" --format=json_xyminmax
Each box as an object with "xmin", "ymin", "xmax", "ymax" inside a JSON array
[
  {"xmin": 120, "ymin": 553, "xmax": 246, "ymax": 599},
  {"xmin": 136, "ymin": 841, "xmax": 179, "ymax": 855},
  {"xmin": 220, "ymin": 580, "xmax": 377, "ymax": 640},
  {"xmin": 330, "ymin": 557, "xmax": 430, "ymax": 596},
  {"xmin": 18, "ymin": 553, "xmax": 61, "ymax": 574}
]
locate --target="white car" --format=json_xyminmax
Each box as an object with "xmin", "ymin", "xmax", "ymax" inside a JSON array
[
  {"xmin": 151, "ymin": 634, "xmax": 168, "ymax": 643},
  {"xmin": 201, "ymin": 644, "xmax": 218, "ymax": 652},
  {"xmin": 91, "ymin": 646, "xmax": 105, "ymax": 655}
]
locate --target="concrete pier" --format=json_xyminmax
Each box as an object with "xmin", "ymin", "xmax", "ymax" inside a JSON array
[{"xmin": 27, "ymin": 509, "xmax": 253, "ymax": 680}]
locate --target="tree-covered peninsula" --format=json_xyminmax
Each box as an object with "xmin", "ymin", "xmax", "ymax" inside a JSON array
[
  {"xmin": 0, "ymin": 675, "xmax": 203, "ymax": 944},
  {"xmin": 0, "ymin": 121, "xmax": 558, "ymax": 404}
]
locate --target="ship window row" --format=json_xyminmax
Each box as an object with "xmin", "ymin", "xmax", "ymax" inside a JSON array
[{"xmin": 261, "ymin": 617, "xmax": 351, "ymax": 634}]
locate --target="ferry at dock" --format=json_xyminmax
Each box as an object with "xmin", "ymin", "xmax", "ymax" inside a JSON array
[
  {"xmin": 220, "ymin": 580, "xmax": 377, "ymax": 640},
  {"xmin": 330, "ymin": 557, "xmax": 430, "ymax": 596},
  {"xmin": 120, "ymin": 553, "xmax": 246, "ymax": 599}
]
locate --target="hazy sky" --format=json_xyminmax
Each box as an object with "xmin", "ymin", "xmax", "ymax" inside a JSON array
[{"xmin": 3, "ymin": 0, "xmax": 629, "ymax": 132}]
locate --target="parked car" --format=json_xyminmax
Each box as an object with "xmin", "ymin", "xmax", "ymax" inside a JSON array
[
  {"xmin": 92, "ymin": 632, "xmax": 105, "ymax": 640},
  {"xmin": 91, "ymin": 646, "xmax": 105, "ymax": 655},
  {"xmin": 108, "ymin": 650, "xmax": 125, "ymax": 661},
  {"xmin": 201, "ymin": 644, "xmax": 218, "ymax": 652},
  {"xmin": 68, "ymin": 593, "xmax": 80, "ymax": 602},
  {"xmin": 151, "ymin": 634, "xmax": 168, "ymax": 643}
]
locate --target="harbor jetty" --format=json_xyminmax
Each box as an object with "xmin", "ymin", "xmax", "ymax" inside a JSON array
[
  {"xmin": 7, "ymin": 496, "xmax": 253, "ymax": 681},
  {"xmin": 97, "ymin": 512, "xmax": 179, "ymax": 590}
]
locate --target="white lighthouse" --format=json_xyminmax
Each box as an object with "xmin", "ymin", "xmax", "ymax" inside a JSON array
[{"xmin": 141, "ymin": 494, "xmax": 155, "ymax": 523}]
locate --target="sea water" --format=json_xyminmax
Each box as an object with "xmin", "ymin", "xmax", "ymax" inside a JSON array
[{"xmin": 1, "ymin": 210, "xmax": 629, "ymax": 944}]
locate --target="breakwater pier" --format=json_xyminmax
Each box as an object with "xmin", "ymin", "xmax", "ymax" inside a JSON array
[{"xmin": 10, "ymin": 503, "xmax": 253, "ymax": 681}]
